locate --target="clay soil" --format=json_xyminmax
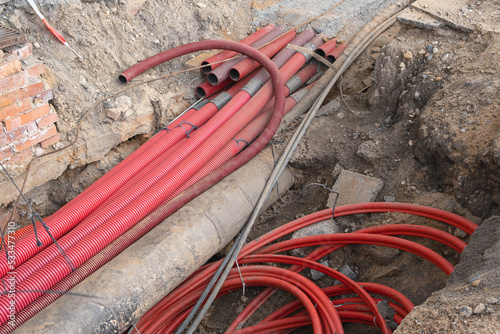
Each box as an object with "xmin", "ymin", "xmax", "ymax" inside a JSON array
[{"xmin": 1, "ymin": 0, "xmax": 499, "ymax": 333}]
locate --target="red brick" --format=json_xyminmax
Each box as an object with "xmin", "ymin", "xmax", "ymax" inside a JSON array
[
  {"xmin": 14, "ymin": 44, "xmax": 33, "ymax": 59},
  {"xmin": 0, "ymin": 126, "xmax": 27, "ymax": 146},
  {"xmin": 37, "ymin": 112, "xmax": 58, "ymax": 129},
  {"xmin": 38, "ymin": 89, "xmax": 53, "ymax": 103},
  {"xmin": 0, "ymin": 57, "xmax": 22, "ymax": 80},
  {"xmin": 14, "ymin": 124, "xmax": 57, "ymax": 152},
  {"xmin": 4, "ymin": 104, "xmax": 50, "ymax": 132},
  {"xmin": 0, "ymin": 99, "xmax": 32, "ymax": 122},
  {"xmin": 0, "ymin": 145, "xmax": 13, "ymax": 163},
  {"xmin": 26, "ymin": 62, "xmax": 45, "ymax": 77},
  {"xmin": 0, "ymin": 71, "xmax": 27, "ymax": 93},
  {"xmin": 0, "ymin": 81, "xmax": 44, "ymax": 109},
  {"xmin": 7, "ymin": 148, "xmax": 32, "ymax": 166},
  {"xmin": 26, "ymin": 120, "xmax": 37, "ymax": 133},
  {"xmin": 41, "ymin": 133, "xmax": 60, "ymax": 148}
]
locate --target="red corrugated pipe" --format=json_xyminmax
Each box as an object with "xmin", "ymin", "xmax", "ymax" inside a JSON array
[
  {"xmin": 200, "ymin": 24, "xmax": 275, "ymax": 74},
  {"xmin": 315, "ymin": 37, "xmax": 337, "ymax": 58},
  {"xmin": 326, "ymin": 42, "xmax": 348, "ymax": 63},
  {"xmin": 0, "ymin": 40, "xmax": 286, "ymax": 325},
  {"xmin": 228, "ymin": 29, "xmax": 297, "ymax": 81}
]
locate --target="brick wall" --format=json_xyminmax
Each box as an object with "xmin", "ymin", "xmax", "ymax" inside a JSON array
[{"xmin": 0, "ymin": 43, "xmax": 59, "ymax": 165}]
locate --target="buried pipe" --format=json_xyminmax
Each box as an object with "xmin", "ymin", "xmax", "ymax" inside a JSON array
[
  {"xmin": 206, "ymin": 26, "xmax": 285, "ymax": 86},
  {"xmin": 200, "ymin": 23, "xmax": 275, "ymax": 74},
  {"xmin": 326, "ymin": 42, "xmax": 348, "ymax": 62},
  {"xmin": 315, "ymin": 37, "xmax": 337, "ymax": 58}
]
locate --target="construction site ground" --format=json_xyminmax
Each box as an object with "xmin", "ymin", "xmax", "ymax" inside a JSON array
[{"xmin": 0, "ymin": 0, "xmax": 499, "ymax": 333}]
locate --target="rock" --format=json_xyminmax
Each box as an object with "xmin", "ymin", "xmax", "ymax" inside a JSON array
[
  {"xmin": 333, "ymin": 264, "xmax": 358, "ymax": 285},
  {"xmin": 418, "ymin": 125, "xmax": 429, "ymax": 140},
  {"xmin": 359, "ymin": 244, "xmax": 401, "ymax": 265},
  {"xmin": 403, "ymin": 50, "xmax": 413, "ymax": 59},
  {"xmin": 371, "ymin": 52, "xmax": 381, "ymax": 60},
  {"xmin": 33, "ymin": 42, "xmax": 40, "ymax": 49},
  {"xmin": 310, "ymin": 260, "xmax": 329, "ymax": 280},
  {"xmin": 357, "ymin": 140, "xmax": 383, "ymax": 163},
  {"xmin": 332, "ymin": 163, "xmax": 344, "ymax": 180},
  {"xmin": 473, "ymin": 303, "xmax": 486, "ymax": 314},
  {"xmin": 486, "ymin": 297, "xmax": 499, "ymax": 304},
  {"xmin": 196, "ymin": 2, "xmax": 207, "ymax": 8},
  {"xmin": 328, "ymin": 170, "xmax": 384, "ymax": 207},
  {"xmin": 459, "ymin": 306, "xmax": 473, "ymax": 318},
  {"xmin": 103, "ymin": 100, "xmax": 116, "ymax": 109},
  {"xmin": 290, "ymin": 220, "xmax": 342, "ymax": 257},
  {"xmin": 106, "ymin": 108, "xmax": 122, "ymax": 120},
  {"xmin": 470, "ymin": 279, "xmax": 481, "ymax": 287},
  {"xmin": 399, "ymin": 62, "xmax": 406, "ymax": 68},
  {"xmin": 454, "ymin": 227, "xmax": 468, "ymax": 239},
  {"xmin": 0, "ymin": 50, "xmax": 3, "ymax": 61},
  {"xmin": 384, "ymin": 195, "xmax": 396, "ymax": 202}
]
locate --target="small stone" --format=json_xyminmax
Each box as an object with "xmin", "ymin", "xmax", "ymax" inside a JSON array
[
  {"xmin": 33, "ymin": 42, "xmax": 40, "ymax": 49},
  {"xmin": 454, "ymin": 227, "xmax": 468, "ymax": 239},
  {"xmin": 473, "ymin": 303, "xmax": 486, "ymax": 314},
  {"xmin": 106, "ymin": 108, "xmax": 122, "ymax": 120},
  {"xmin": 336, "ymin": 112, "xmax": 345, "ymax": 119},
  {"xmin": 433, "ymin": 47, "xmax": 439, "ymax": 53},
  {"xmin": 459, "ymin": 306, "xmax": 473, "ymax": 318},
  {"xmin": 371, "ymin": 52, "xmax": 381, "ymax": 60},
  {"xmin": 486, "ymin": 297, "xmax": 499, "ymax": 304},
  {"xmin": 333, "ymin": 264, "xmax": 358, "ymax": 285},
  {"xmin": 470, "ymin": 279, "xmax": 481, "ymax": 287},
  {"xmin": 103, "ymin": 100, "xmax": 116, "ymax": 109},
  {"xmin": 196, "ymin": 2, "xmax": 206, "ymax": 8},
  {"xmin": 427, "ymin": 54, "xmax": 433, "ymax": 61},
  {"xmin": 403, "ymin": 50, "xmax": 413, "ymax": 59},
  {"xmin": 384, "ymin": 195, "xmax": 396, "ymax": 202},
  {"xmin": 435, "ymin": 76, "xmax": 443, "ymax": 81},
  {"xmin": 442, "ymin": 53, "xmax": 450, "ymax": 61},
  {"xmin": 291, "ymin": 220, "xmax": 342, "ymax": 257},
  {"xmin": 415, "ymin": 91, "xmax": 421, "ymax": 98},
  {"xmin": 409, "ymin": 140, "xmax": 413, "ymax": 146},
  {"xmin": 399, "ymin": 62, "xmax": 406, "ymax": 68},
  {"xmin": 426, "ymin": 45, "xmax": 434, "ymax": 52},
  {"xmin": 419, "ymin": 49, "xmax": 426, "ymax": 55},
  {"xmin": 153, "ymin": 39, "xmax": 160, "ymax": 44}
]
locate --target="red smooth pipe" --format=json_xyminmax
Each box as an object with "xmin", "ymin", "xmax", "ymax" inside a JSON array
[
  {"xmin": 326, "ymin": 43, "xmax": 348, "ymax": 63},
  {"xmin": 229, "ymin": 29, "xmax": 297, "ymax": 81},
  {"xmin": 200, "ymin": 24, "xmax": 275, "ymax": 74},
  {"xmin": 315, "ymin": 38, "xmax": 337, "ymax": 58}
]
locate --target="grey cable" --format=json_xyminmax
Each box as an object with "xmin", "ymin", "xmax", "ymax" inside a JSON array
[{"xmin": 181, "ymin": 13, "xmax": 401, "ymax": 334}]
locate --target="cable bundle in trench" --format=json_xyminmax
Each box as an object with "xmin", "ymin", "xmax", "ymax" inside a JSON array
[
  {"xmin": 0, "ymin": 26, "xmax": 336, "ymax": 332},
  {"xmin": 131, "ymin": 202, "xmax": 478, "ymax": 334}
]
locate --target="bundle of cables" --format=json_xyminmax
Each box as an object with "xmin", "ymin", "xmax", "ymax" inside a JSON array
[
  {"xmin": 131, "ymin": 202, "xmax": 477, "ymax": 333},
  {"xmin": 0, "ymin": 25, "xmax": 342, "ymax": 332}
]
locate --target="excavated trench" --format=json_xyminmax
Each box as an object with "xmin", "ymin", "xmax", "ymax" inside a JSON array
[{"xmin": 0, "ymin": 0, "xmax": 498, "ymax": 333}]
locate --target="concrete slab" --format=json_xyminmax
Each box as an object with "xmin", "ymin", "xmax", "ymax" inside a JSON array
[
  {"xmin": 327, "ymin": 170, "xmax": 383, "ymax": 207},
  {"xmin": 398, "ymin": 7, "xmax": 444, "ymax": 30},
  {"xmin": 411, "ymin": 0, "xmax": 500, "ymax": 33}
]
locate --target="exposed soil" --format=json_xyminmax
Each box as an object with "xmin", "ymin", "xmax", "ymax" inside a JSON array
[
  {"xmin": 1, "ymin": 0, "xmax": 499, "ymax": 333},
  {"xmin": 200, "ymin": 20, "xmax": 499, "ymax": 334}
]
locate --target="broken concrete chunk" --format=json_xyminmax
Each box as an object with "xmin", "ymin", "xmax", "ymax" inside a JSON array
[
  {"xmin": 291, "ymin": 220, "xmax": 342, "ymax": 257},
  {"xmin": 357, "ymin": 140, "xmax": 383, "ymax": 163},
  {"xmin": 328, "ymin": 170, "xmax": 383, "ymax": 207},
  {"xmin": 333, "ymin": 264, "xmax": 358, "ymax": 285},
  {"xmin": 310, "ymin": 260, "xmax": 329, "ymax": 281},
  {"xmin": 398, "ymin": 7, "xmax": 443, "ymax": 30}
]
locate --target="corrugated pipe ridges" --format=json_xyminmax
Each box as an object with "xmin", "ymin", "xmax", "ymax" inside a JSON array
[
  {"xmin": 229, "ymin": 29, "xmax": 297, "ymax": 82},
  {"xmin": 195, "ymin": 77, "xmax": 232, "ymax": 99},
  {"xmin": 200, "ymin": 23, "xmax": 275, "ymax": 74},
  {"xmin": 207, "ymin": 26, "xmax": 285, "ymax": 86},
  {"xmin": 315, "ymin": 38, "xmax": 337, "ymax": 58},
  {"xmin": 0, "ymin": 102, "xmax": 203, "ymax": 281},
  {"xmin": 0, "ymin": 40, "xmax": 285, "ymax": 325},
  {"xmin": 326, "ymin": 42, "xmax": 348, "ymax": 63}
]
